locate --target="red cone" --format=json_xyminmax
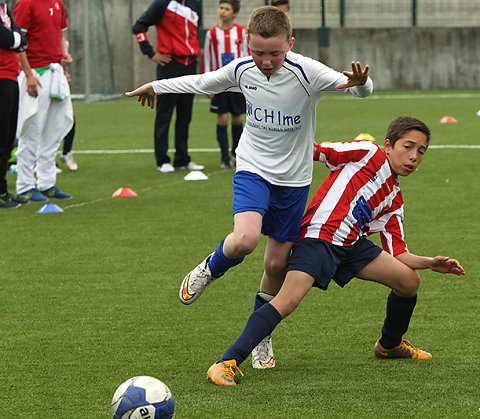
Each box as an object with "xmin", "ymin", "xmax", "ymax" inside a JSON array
[
  {"xmin": 440, "ymin": 116, "xmax": 457, "ymax": 123},
  {"xmin": 112, "ymin": 187, "xmax": 138, "ymax": 197}
]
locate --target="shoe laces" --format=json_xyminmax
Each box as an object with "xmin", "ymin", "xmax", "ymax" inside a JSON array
[
  {"xmin": 223, "ymin": 362, "xmax": 244, "ymax": 380},
  {"xmin": 401, "ymin": 339, "xmax": 416, "ymax": 352},
  {"xmin": 189, "ymin": 264, "xmax": 213, "ymax": 292},
  {"xmin": 401, "ymin": 339, "xmax": 423, "ymax": 356},
  {"xmin": 253, "ymin": 335, "xmax": 272, "ymax": 359}
]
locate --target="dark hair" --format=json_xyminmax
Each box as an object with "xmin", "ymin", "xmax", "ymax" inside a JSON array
[
  {"xmin": 385, "ymin": 117, "xmax": 431, "ymax": 147},
  {"xmin": 220, "ymin": 0, "xmax": 241, "ymax": 13},
  {"xmin": 271, "ymin": 0, "xmax": 289, "ymax": 7}
]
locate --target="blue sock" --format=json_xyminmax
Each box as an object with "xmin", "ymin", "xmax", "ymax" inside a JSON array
[
  {"xmin": 253, "ymin": 291, "xmax": 274, "ymax": 311},
  {"xmin": 207, "ymin": 239, "xmax": 244, "ymax": 278},
  {"xmin": 216, "ymin": 124, "xmax": 229, "ymax": 161},
  {"xmin": 222, "ymin": 303, "xmax": 282, "ymax": 365},
  {"xmin": 253, "ymin": 291, "xmax": 264, "ymax": 311},
  {"xmin": 379, "ymin": 291, "xmax": 417, "ymax": 349}
]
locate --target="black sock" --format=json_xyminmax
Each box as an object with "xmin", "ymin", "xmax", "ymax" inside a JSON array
[
  {"xmin": 221, "ymin": 303, "xmax": 282, "ymax": 365},
  {"xmin": 231, "ymin": 123, "xmax": 243, "ymax": 156},
  {"xmin": 216, "ymin": 124, "xmax": 229, "ymax": 161},
  {"xmin": 379, "ymin": 291, "xmax": 417, "ymax": 349},
  {"xmin": 63, "ymin": 121, "xmax": 76, "ymax": 154}
]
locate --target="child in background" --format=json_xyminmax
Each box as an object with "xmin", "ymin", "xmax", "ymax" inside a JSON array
[{"xmin": 203, "ymin": 0, "xmax": 249, "ymax": 169}]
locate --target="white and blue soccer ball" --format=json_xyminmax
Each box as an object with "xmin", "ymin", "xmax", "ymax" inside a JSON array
[{"xmin": 111, "ymin": 376, "xmax": 175, "ymax": 419}]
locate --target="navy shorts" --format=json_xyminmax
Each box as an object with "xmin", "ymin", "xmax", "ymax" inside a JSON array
[
  {"xmin": 210, "ymin": 92, "xmax": 246, "ymax": 115},
  {"xmin": 287, "ymin": 238, "xmax": 383, "ymax": 290},
  {"xmin": 232, "ymin": 171, "xmax": 309, "ymax": 243}
]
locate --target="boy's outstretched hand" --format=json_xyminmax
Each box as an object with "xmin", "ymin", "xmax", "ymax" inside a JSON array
[
  {"xmin": 430, "ymin": 256, "xmax": 465, "ymax": 276},
  {"xmin": 336, "ymin": 61, "xmax": 370, "ymax": 89},
  {"xmin": 125, "ymin": 82, "xmax": 156, "ymax": 109}
]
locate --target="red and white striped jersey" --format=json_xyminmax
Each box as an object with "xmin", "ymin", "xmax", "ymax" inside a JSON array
[
  {"xmin": 203, "ymin": 23, "xmax": 249, "ymax": 73},
  {"xmin": 300, "ymin": 140, "xmax": 408, "ymax": 256}
]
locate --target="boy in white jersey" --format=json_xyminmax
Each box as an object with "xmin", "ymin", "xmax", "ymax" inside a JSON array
[
  {"xmin": 206, "ymin": 117, "xmax": 465, "ymax": 386},
  {"xmin": 203, "ymin": 0, "xmax": 249, "ymax": 169},
  {"xmin": 126, "ymin": 6, "xmax": 372, "ymax": 369}
]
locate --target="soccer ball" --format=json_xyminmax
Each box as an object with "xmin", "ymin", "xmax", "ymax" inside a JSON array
[{"xmin": 111, "ymin": 376, "xmax": 175, "ymax": 419}]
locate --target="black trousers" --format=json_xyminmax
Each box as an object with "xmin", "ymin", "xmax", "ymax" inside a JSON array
[
  {"xmin": 0, "ymin": 78, "xmax": 19, "ymax": 195},
  {"xmin": 154, "ymin": 60, "xmax": 196, "ymax": 167}
]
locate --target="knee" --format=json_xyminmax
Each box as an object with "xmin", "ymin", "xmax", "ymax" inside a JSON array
[
  {"xmin": 218, "ymin": 115, "xmax": 228, "ymax": 125},
  {"xmin": 264, "ymin": 255, "xmax": 288, "ymax": 278},
  {"xmin": 396, "ymin": 270, "xmax": 421, "ymax": 296},
  {"xmin": 232, "ymin": 115, "xmax": 243, "ymax": 125},
  {"xmin": 232, "ymin": 231, "xmax": 260, "ymax": 256}
]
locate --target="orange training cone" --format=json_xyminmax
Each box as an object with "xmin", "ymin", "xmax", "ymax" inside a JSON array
[
  {"xmin": 112, "ymin": 187, "xmax": 138, "ymax": 197},
  {"xmin": 440, "ymin": 116, "xmax": 457, "ymax": 123}
]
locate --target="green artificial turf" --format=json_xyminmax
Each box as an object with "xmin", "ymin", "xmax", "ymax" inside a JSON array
[{"xmin": 1, "ymin": 90, "xmax": 479, "ymax": 418}]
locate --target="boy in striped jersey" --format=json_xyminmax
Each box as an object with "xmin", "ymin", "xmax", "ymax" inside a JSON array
[
  {"xmin": 203, "ymin": 0, "xmax": 249, "ymax": 169},
  {"xmin": 206, "ymin": 116, "xmax": 465, "ymax": 385}
]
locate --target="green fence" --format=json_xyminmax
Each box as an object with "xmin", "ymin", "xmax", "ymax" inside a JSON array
[{"xmin": 201, "ymin": 0, "xmax": 480, "ymax": 29}]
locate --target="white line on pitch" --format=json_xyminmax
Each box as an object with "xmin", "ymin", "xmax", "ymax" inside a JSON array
[{"xmin": 67, "ymin": 145, "xmax": 480, "ymax": 155}]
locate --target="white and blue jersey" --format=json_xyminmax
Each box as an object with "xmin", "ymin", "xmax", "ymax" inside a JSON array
[{"xmin": 152, "ymin": 50, "xmax": 373, "ymax": 187}]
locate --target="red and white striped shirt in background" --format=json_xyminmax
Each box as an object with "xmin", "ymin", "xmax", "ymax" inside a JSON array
[
  {"xmin": 203, "ymin": 23, "xmax": 249, "ymax": 73},
  {"xmin": 300, "ymin": 140, "xmax": 408, "ymax": 256}
]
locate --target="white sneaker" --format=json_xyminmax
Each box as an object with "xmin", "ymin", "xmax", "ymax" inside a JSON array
[
  {"xmin": 60, "ymin": 152, "xmax": 78, "ymax": 171},
  {"xmin": 179, "ymin": 253, "xmax": 217, "ymax": 305},
  {"xmin": 177, "ymin": 161, "xmax": 205, "ymax": 171},
  {"xmin": 252, "ymin": 335, "xmax": 275, "ymax": 369},
  {"xmin": 157, "ymin": 163, "xmax": 175, "ymax": 173}
]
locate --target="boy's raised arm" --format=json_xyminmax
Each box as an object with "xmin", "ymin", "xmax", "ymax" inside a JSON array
[{"xmin": 336, "ymin": 61, "xmax": 370, "ymax": 89}]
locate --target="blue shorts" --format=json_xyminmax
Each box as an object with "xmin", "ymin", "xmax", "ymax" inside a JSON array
[
  {"xmin": 287, "ymin": 238, "xmax": 383, "ymax": 290},
  {"xmin": 232, "ymin": 171, "xmax": 309, "ymax": 243},
  {"xmin": 210, "ymin": 92, "xmax": 246, "ymax": 115}
]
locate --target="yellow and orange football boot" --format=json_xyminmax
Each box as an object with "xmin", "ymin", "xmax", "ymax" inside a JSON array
[
  {"xmin": 207, "ymin": 360, "xmax": 244, "ymax": 386},
  {"xmin": 374, "ymin": 339, "xmax": 432, "ymax": 359}
]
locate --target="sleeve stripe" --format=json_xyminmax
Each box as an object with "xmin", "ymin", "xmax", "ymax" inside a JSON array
[
  {"xmin": 135, "ymin": 32, "xmax": 148, "ymax": 43},
  {"xmin": 12, "ymin": 31, "xmax": 21, "ymax": 49}
]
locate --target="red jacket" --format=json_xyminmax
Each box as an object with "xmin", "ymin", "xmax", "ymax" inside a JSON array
[
  {"xmin": 0, "ymin": 3, "xmax": 25, "ymax": 80},
  {"xmin": 132, "ymin": 0, "xmax": 200, "ymax": 66}
]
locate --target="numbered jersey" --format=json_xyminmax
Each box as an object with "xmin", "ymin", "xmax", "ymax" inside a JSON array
[
  {"xmin": 14, "ymin": 0, "xmax": 67, "ymax": 68},
  {"xmin": 300, "ymin": 140, "xmax": 408, "ymax": 256},
  {"xmin": 203, "ymin": 23, "xmax": 249, "ymax": 73}
]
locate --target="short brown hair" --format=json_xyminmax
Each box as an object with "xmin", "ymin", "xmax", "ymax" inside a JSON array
[
  {"xmin": 385, "ymin": 117, "xmax": 431, "ymax": 147},
  {"xmin": 220, "ymin": 0, "xmax": 241, "ymax": 14},
  {"xmin": 247, "ymin": 6, "xmax": 292, "ymax": 40}
]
